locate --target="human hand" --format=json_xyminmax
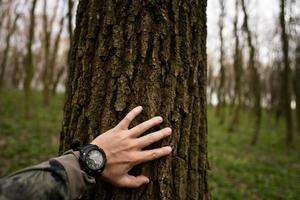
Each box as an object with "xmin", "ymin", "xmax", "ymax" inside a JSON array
[{"xmin": 91, "ymin": 106, "xmax": 172, "ymax": 188}]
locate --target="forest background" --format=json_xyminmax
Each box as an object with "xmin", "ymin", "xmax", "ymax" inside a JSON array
[{"xmin": 0, "ymin": 0, "xmax": 299, "ymax": 199}]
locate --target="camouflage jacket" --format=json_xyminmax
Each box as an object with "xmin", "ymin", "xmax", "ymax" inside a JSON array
[{"xmin": 0, "ymin": 151, "xmax": 95, "ymax": 200}]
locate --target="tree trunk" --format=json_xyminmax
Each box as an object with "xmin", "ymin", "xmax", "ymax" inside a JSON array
[
  {"xmin": 59, "ymin": 0, "xmax": 209, "ymax": 199},
  {"xmin": 52, "ymin": 66, "xmax": 64, "ymax": 95},
  {"xmin": 216, "ymin": 0, "xmax": 226, "ymax": 124},
  {"xmin": 0, "ymin": 11, "xmax": 20, "ymax": 89},
  {"xmin": 229, "ymin": 0, "xmax": 243, "ymax": 132},
  {"xmin": 66, "ymin": 0, "xmax": 74, "ymax": 70},
  {"xmin": 41, "ymin": 0, "xmax": 51, "ymax": 105},
  {"xmin": 67, "ymin": 0, "xmax": 74, "ymax": 42},
  {"xmin": 241, "ymin": 0, "xmax": 262, "ymax": 145},
  {"xmin": 279, "ymin": 0, "xmax": 293, "ymax": 146},
  {"xmin": 23, "ymin": 0, "xmax": 37, "ymax": 117},
  {"xmin": 48, "ymin": 15, "xmax": 65, "ymax": 95},
  {"xmin": 294, "ymin": 41, "xmax": 300, "ymax": 135},
  {"xmin": 11, "ymin": 48, "xmax": 22, "ymax": 88},
  {"xmin": 41, "ymin": 0, "xmax": 60, "ymax": 106},
  {"xmin": 0, "ymin": 1, "xmax": 10, "ymax": 33}
]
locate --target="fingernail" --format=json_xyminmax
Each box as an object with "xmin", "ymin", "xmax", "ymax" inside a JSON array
[
  {"xmin": 167, "ymin": 146, "xmax": 172, "ymax": 152},
  {"xmin": 166, "ymin": 127, "xmax": 172, "ymax": 133},
  {"xmin": 157, "ymin": 116, "xmax": 163, "ymax": 122}
]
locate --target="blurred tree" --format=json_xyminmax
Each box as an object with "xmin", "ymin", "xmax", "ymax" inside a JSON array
[
  {"xmin": 59, "ymin": 0, "xmax": 209, "ymax": 199},
  {"xmin": 0, "ymin": 0, "xmax": 7, "ymax": 32},
  {"xmin": 66, "ymin": 0, "xmax": 74, "ymax": 69},
  {"xmin": 269, "ymin": 59, "xmax": 283, "ymax": 122},
  {"xmin": 41, "ymin": 0, "xmax": 65, "ymax": 105},
  {"xmin": 64, "ymin": 0, "xmax": 74, "ymax": 97},
  {"xmin": 67, "ymin": 0, "xmax": 74, "ymax": 45},
  {"xmin": 24, "ymin": 0, "xmax": 37, "ymax": 117},
  {"xmin": 241, "ymin": 0, "xmax": 262, "ymax": 145},
  {"xmin": 52, "ymin": 66, "xmax": 64, "ymax": 94},
  {"xmin": 294, "ymin": 41, "xmax": 300, "ymax": 134},
  {"xmin": 0, "ymin": 7, "xmax": 20, "ymax": 89},
  {"xmin": 41, "ymin": 0, "xmax": 65, "ymax": 103},
  {"xmin": 10, "ymin": 47, "xmax": 23, "ymax": 88},
  {"xmin": 229, "ymin": 0, "xmax": 243, "ymax": 132},
  {"xmin": 216, "ymin": 0, "xmax": 226, "ymax": 124},
  {"xmin": 41, "ymin": 0, "xmax": 52, "ymax": 105},
  {"xmin": 279, "ymin": 0, "xmax": 293, "ymax": 145},
  {"xmin": 207, "ymin": 62, "xmax": 214, "ymax": 105},
  {"xmin": 49, "ymin": 14, "xmax": 65, "ymax": 95}
]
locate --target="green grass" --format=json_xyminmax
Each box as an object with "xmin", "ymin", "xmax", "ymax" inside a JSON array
[
  {"xmin": 208, "ymin": 106, "xmax": 300, "ymax": 199},
  {"xmin": 0, "ymin": 89, "xmax": 64, "ymax": 175},
  {"xmin": 0, "ymin": 89, "xmax": 299, "ymax": 199}
]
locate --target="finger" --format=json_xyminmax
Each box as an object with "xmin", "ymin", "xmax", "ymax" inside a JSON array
[
  {"xmin": 136, "ymin": 146, "xmax": 172, "ymax": 164},
  {"xmin": 130, "ymin": 116, "xmax": 163, "ymax": 137},
  {"xmin": 136, "ymin": 127, "xmax": 172, "ymax": 149},
  {"xmin": 117, "ymin": 106, "xmax": 143, "ymax": 129},
  {"xmin": 120, "ymin": 174, "xmax": 150, "ymax": 188}
]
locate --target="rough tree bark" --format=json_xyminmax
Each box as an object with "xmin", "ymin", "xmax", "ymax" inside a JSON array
[
  {"xmin": 59, "ymin": 0, "xmax": 209, "ymax": 199},
  {"xmin": 279, "ymin": 0, "xmax": 293, "ymax": 145},
  {"xmin": 23, "ymin": 0, "xmax": 37, "ymax": 117},
  {"xmin": 241, "ymin": 0, "xmax": 261, "ymax": 145},
  {"xmin": 216, "ymin": 0, "xmax": 226, "ymax": 124}
]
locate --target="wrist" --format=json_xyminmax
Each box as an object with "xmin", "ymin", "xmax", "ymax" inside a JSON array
[{"xmin": 78, "ymin": 144, "xmax": 107, "ymax": 177}]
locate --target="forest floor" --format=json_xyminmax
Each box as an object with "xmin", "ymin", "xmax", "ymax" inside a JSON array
[
  {"xmin": 0, "ymin": 89, "xmax": 300, "ymax": 199},
  {"xmin": 208, "ymin": 106, "xmax": 300, "ymax": 199}
]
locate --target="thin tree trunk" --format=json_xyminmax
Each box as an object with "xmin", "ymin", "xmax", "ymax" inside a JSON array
[
  {"xmin": 11, "ymin": 48, "xmax": 22, "ymax": 88},
  {"xmin": 280, "ymin": 0, "xmax": 293, "ymax": 146},
  {"xmin": 66, "ymin": 0, "xmax": 74, "ymax": 67},
  {"xmin": 23, "ymin": 0, "xmax": 37, "ymax": 117},
  {"xmin": 59, "ymin": 0, "xmax": 209, "ymax": 199},
  {"xmin": 229, "ymin": 0, "xmax": 243, "ymax": 132},
  {"xmin": 270, "ymin": 61, "xmax": 283, "ymax": 125},
  {"xmin": 48, "ymin": 15, "xmax": 65, "ymax": 95},
  {"xmin": 241, "ymin": 0, "xmax": 261, "ymax": 145},
  {"xmin": 64, "ymin": 0, "xmax": 74, "ymax": 100},
  {"xmin": 294, "ymin": 41, "xmax": 300, "ymax": 134},
  {"xmin": 0, "ymin": 11, "xmax": 20, "ymax": 89},
  {"xmin": 41, "ymin": 0, "xmax": 60, "ymax": 106},
  {"xmin": 52, "ymin": 66, "xmax": 64, "ymax": 95},
  {"xmin": 241, "ymin": 0, "xmax": 262, "ymax": 145},
  {"xmin": 216, "ymin": 0, "xmax": 226, "ymax": 124},
  {"xmin": 67, "ymin": 0, "xmax": 73, "ymax": 44},
  {"xmin": 41, "ymin": 0, "xmax": 51, "ymax": 105},
  {"xmin": 0, "ymin": 1, "xmax": 9, "ymax": 32}
]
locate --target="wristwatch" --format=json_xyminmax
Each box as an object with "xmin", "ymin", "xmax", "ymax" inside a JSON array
[{"xmin": 79, "ymin": 144, "xmax": 107, "ymax": 177}]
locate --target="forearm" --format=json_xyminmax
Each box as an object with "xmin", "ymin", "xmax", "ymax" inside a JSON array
[{"xmin": 0, "ymin": 151, "xmax": 95, "ymax": 200}]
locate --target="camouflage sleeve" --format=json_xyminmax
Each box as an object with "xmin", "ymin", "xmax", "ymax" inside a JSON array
[{"xmin": 0, "ymin": 151, "xmax": 96, "ymax": 200}]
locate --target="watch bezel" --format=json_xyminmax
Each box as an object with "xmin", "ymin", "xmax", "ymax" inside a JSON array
[{"xmin": 79, "ymin": 144, "xmax": 107, "ymax": 177}]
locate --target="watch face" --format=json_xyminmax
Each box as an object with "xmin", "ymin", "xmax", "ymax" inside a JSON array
[{"xmin": 86, "ymin": 149, "xmax": 104, "ymax": 170}]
